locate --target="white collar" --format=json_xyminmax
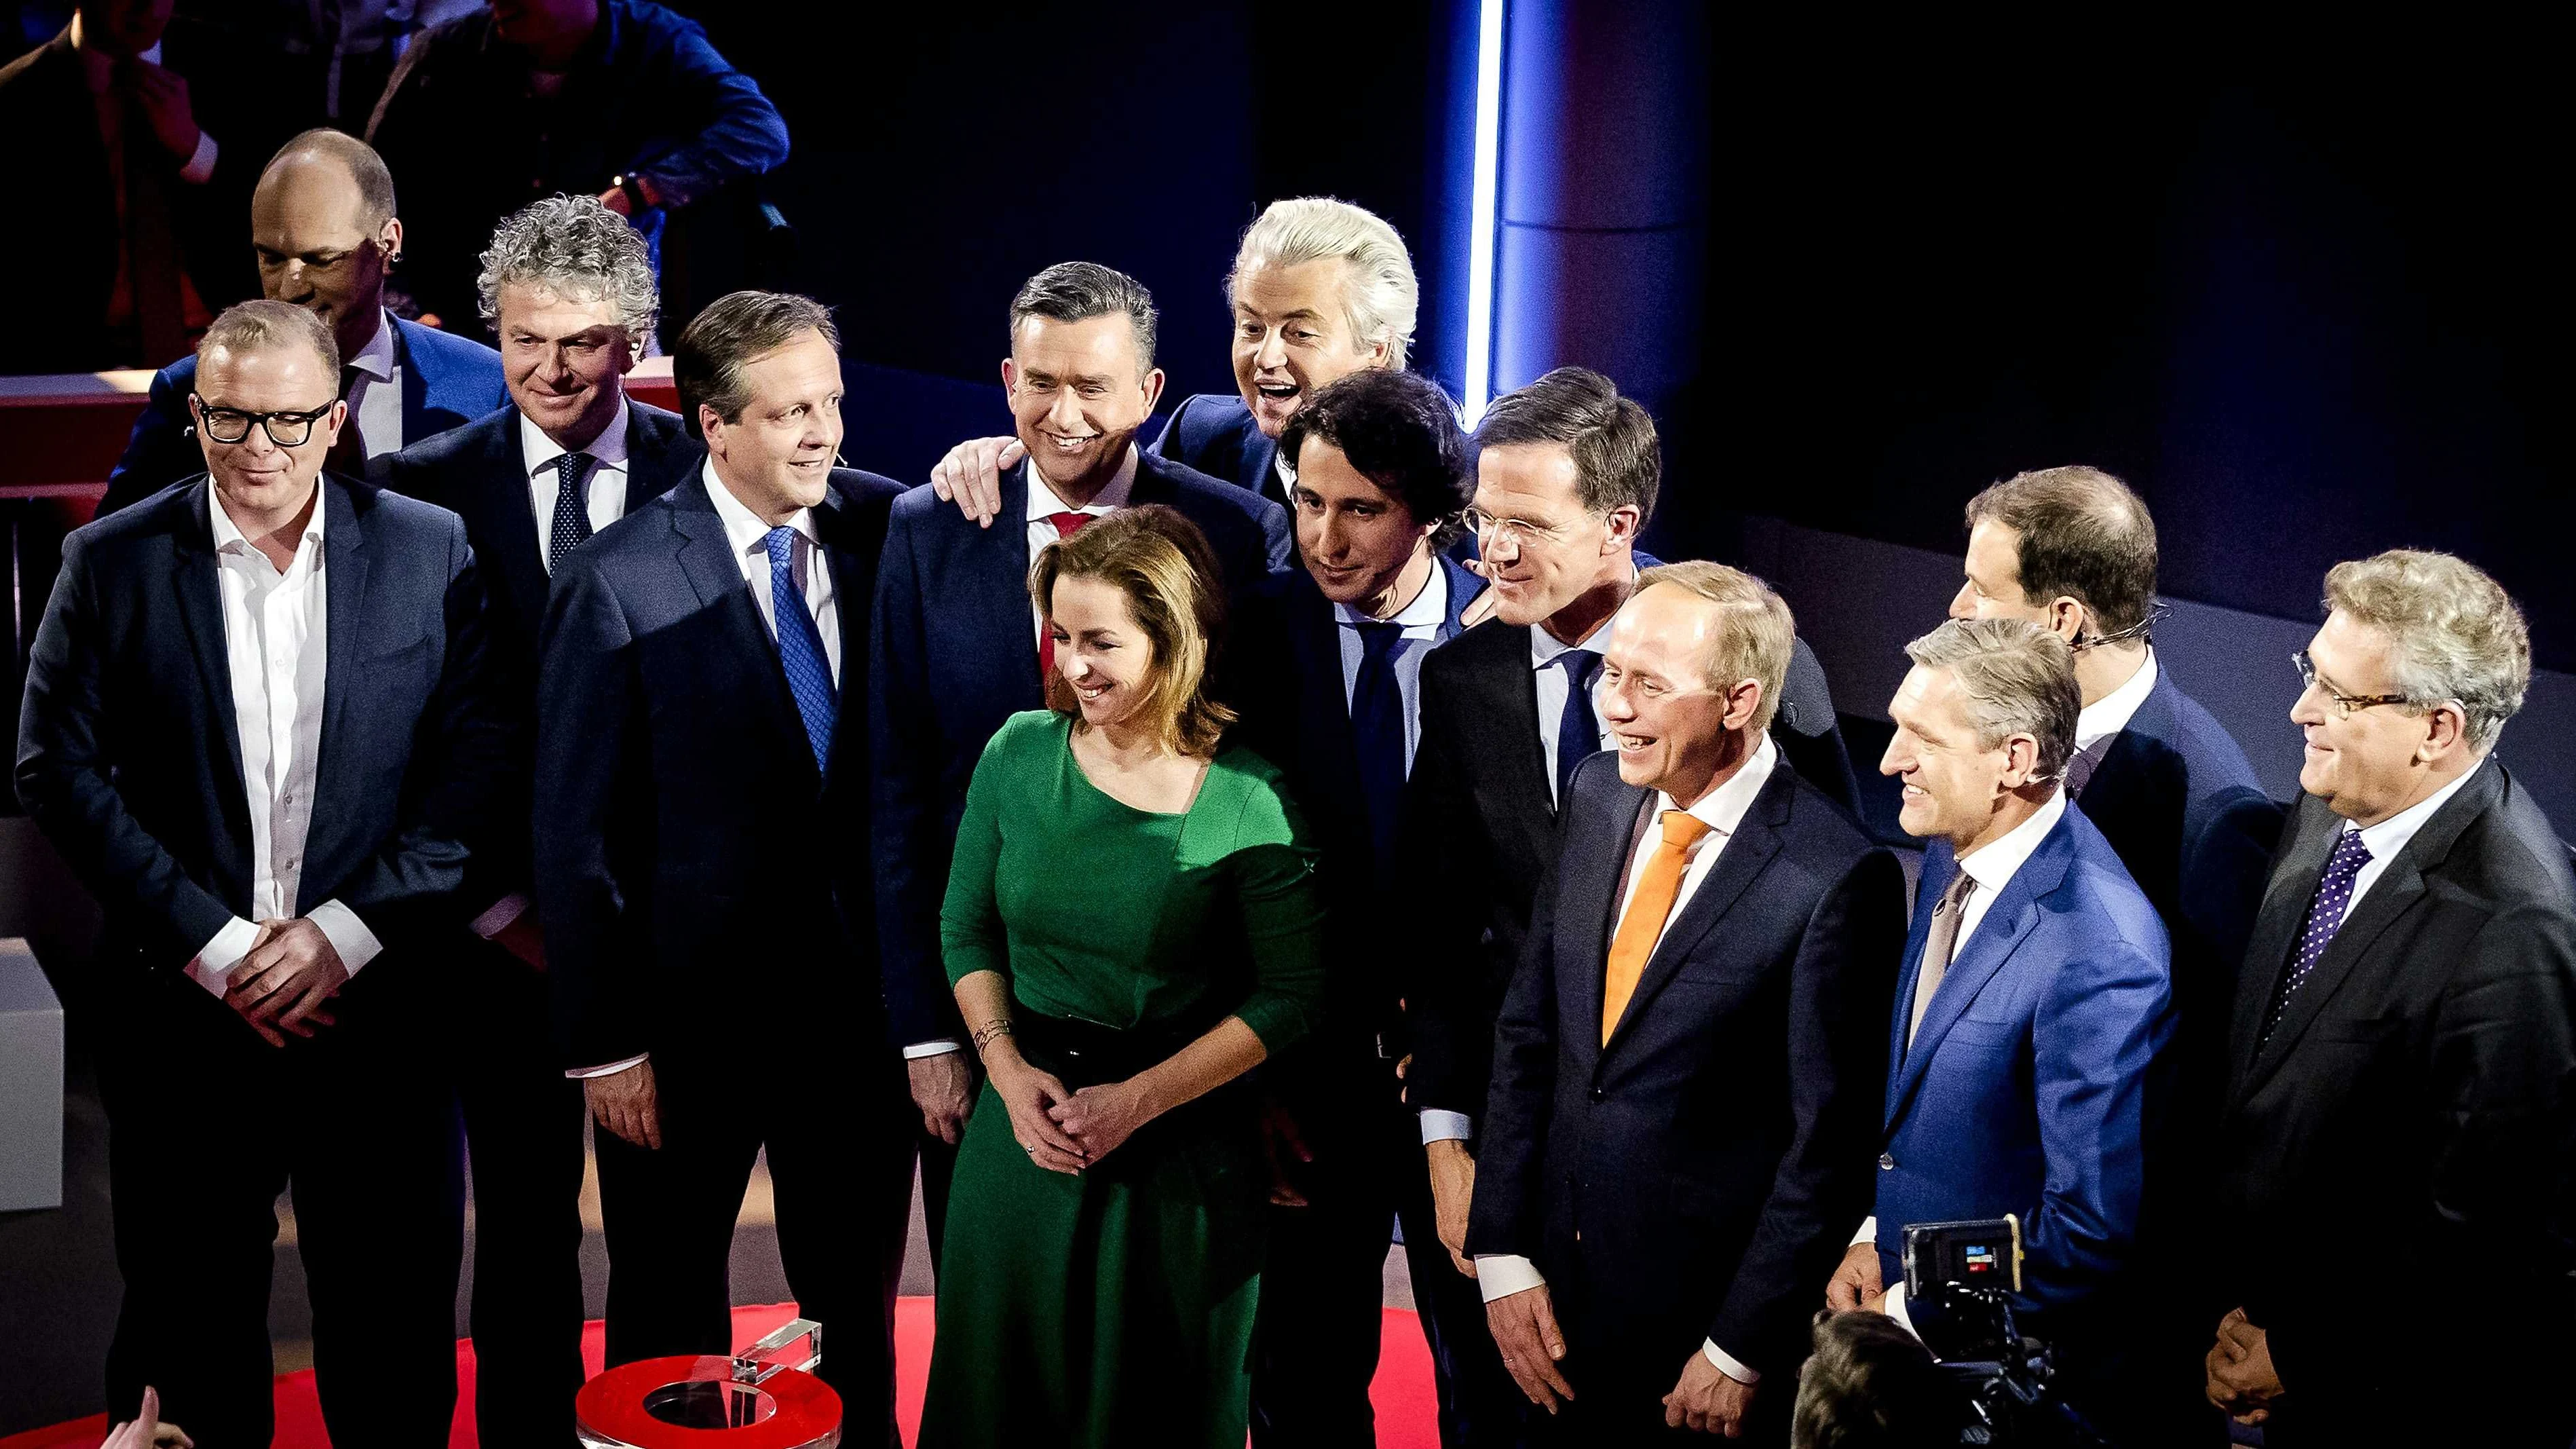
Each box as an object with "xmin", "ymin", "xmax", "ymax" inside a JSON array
[
  {"xmin": 347, "ymin": 309, "xmax": 399, "ymax": 383},
  {"xmin": 1955, "ymin": 787, "xmax": 2068, "ymax": 898},
  {"xmin": 520, "ymin": 395, "xmax": 631, "ymax": 475},
  {"xmin": 1025, "ymin": 443, "xmax": 1139, "ymax": 521},
  {"xmin": 2351, "ymin": 757, "xmax": 2484, "ymax": 864},
  {"xmin": 1656, "ymin": 732, "xmax": 1777, "ymax": 841},
  {"xmin": 702, "ymin": 456, "xmax": 815, "ymax": 557},
  {"xmin": 1333, "ymin": 552, "xmax": 1448, "ymax": 632},
  {"xmin": 1529, "ymin": 607, "xmax": 1618, "ymax": 669},
  {"xmin": 2074, "ymin": 647, "xmax": 2159, "ymax": 753},
  {"xmin": 208, "ymin": 478, "xmax": 326, "ymax": 557}
]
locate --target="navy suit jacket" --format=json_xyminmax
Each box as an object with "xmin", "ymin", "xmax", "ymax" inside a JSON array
[
  {"xmin": 99, "ymin": 317, "xmax": 509, "ymax": 516},
  {"xmin": 16, "ymin": 473, "xmax": 512, "ymax": 976},
  {"xmin": 1874, "ymin": 804, "xmax": 2172, "ymax": 1336},
  {"xmin": 381, "ymin": 398, "xmax": 700, "ymax": 909},
  {"xmin": 869, "ymin": 451, "xmax": 1291, "ymax": 1048},
  {"xmin": 533, "ymin": 468, "xmax": 905, "ymax": 1069},
  {"xmin": 1152, "ymin": 392, "xmax": 1283, "ymax": 508},
  {"xmin": 1465, "ymin": 751, "xmax": 1906, "ymax": 1376}
]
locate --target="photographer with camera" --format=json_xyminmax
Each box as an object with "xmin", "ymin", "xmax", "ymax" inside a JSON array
[{"xmin": 1821, "ymin": 620, "xmax": 2173, "ymax": 1442}]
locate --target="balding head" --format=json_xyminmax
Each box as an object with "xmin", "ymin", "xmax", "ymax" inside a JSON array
[{"xmin": 251, "ymin": 131, "xmax": 402, "ymax": 358}]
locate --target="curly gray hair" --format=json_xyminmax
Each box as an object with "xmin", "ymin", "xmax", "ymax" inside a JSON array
[
  {"xmin": 2324, "ymin": 550, "xmax": 2530, "ymax": 749},
  {"xmin": 476, "ymin": 194, "xmax": 660, "ymax": 349}
]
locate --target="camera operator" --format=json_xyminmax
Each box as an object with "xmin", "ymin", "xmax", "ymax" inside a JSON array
[{"xmin": 1792, "ymin": 1311, "xmax": 1958, "ymax": 1448}]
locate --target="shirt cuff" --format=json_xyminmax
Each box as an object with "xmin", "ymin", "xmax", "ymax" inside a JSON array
[
  {"xmin": 470, "ymin": 892, "xmax": 531, "ymax": 939},
  {"xmin": 567, "ymin": 1053, "xmax": 649, "ymax": 1080},
  {"xmin": 1419, "ymin": 1108, "xmax": 1474, "ymax": 1145},
  {"xmin": 1883, "ymin": 1283, "xmax": 1917, "ymax": 1339},
  {"xmin": 306, "ymin": 899, "xmax": 383, "ymax": 977},
  {"xmin": 1701, "ymin": 1340, "xmax": 1760, "ymax": 1384},
  {"xmin": 178, "ymin": 130, "xmax": 218, "ymax": 185},
  {"xmin": 183, "ymin": 916, "xmax": 263, "ymax": 996},
  {"xmin": 1852, "ymin": 1215, "xmax": 1877, "ymax": 1248},
  {"xmin": 1473, "ymin": 1254, "xmax": 1547, "ymax": 1304},
  {"xmin": 903, "ymin": 1039, "xmax": 964, "ymax": 1059}
]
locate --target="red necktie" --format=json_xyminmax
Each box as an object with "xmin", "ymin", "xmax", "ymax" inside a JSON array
[{"xmin": 1036, "ymin": 511, "xmax": 1095, "ymax": 683}]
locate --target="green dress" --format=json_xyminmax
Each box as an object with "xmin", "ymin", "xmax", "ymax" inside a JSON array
[{"xmin": 920, "ymin": 711, "xmax": 1326, "ymax": 1449}]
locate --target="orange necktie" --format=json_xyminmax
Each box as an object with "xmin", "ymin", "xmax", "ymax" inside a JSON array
[{"xmin": 1602, "ymin": 810, "xmax": 1713, "ymax": 1045}]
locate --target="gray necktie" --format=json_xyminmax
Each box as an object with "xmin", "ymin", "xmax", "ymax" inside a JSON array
[
  {"xmin": 1907, "ymin": 870, "xmax": 1979, "ymax": 1048},
  {"xmin": 2064, "ymin": 736, "xmax": 2117, "ymax": 799}
]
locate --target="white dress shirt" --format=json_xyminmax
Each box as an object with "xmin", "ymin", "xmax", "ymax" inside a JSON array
[
  {"xmin": 2073, "ymin": 648, "xmax": 2159, "ymax": 757},
  {"xmin": 2346, "ymin": 758, "xmax": 2482, "ymax": 912},
  {"xmin": 341, "ymin": 309, "xmax": 404, "ymax": 465},
  {"xmin": 524, "ymin": 398, "xmax": 634, "ymax": 572},
  {"xmin": 1025, "ymin": 445, "xmax": 1139, "ymax": 643},
  {"xmin": 183, "ymin": 486, "xmax": 383, "ymax": 996},
  {"xmin": 1530, "ymin": 608, "xmax": 1621, "ymax": 806},
  {"xmin": 1475, "ymin": 736, "xmax": 1782, "ymax": 1385},
  {"xmin": 1857, "ymin": 786, "xmax": 2070, "ymax": 1335},
  {"xmin": 1333, "ymin": 558, "xmax": 1447, "ymax": 772}
]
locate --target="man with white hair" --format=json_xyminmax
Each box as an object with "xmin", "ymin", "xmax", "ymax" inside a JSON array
[
  {"xmin": 2203, "ymin": 551, "xmax": 2576, "ymax": 1446},
  {"xmin": 379, "ymin": 192, "xmax": 700, "ymax": 1445},
  {"xmin": 924, "ymin": 195, "xmax": 1416, "ymax": 518}
]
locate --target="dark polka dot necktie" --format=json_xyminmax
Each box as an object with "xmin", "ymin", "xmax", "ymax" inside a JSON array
[
  {"xmin": 548, "ymin": 452, "xmax": 596, "ymax": 575},
  {"xmin": 2260, "ymin": 827, "xmax": 2374, "ymax": 1047}
]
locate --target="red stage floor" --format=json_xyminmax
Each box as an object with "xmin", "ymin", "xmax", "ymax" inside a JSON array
[{"xmin": 1, "ymin": 1299, "xmax": 1441, "ymax": 1448}]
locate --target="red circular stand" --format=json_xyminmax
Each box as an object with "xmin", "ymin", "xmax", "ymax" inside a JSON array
[{"xmin": 576, "ymin": 1354, "xmax": 843, "ymax": 1449}]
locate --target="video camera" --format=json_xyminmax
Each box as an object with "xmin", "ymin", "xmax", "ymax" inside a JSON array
[{"xmin": 1900, "ymin": 1216, "xmax": 2109, "ymax": 1448}]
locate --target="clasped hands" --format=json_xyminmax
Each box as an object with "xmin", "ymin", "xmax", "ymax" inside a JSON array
[
  {"xmin": 989, "ymin": 1051, "xmax": 1154, "ymax": 1175},
  {"xmin": 222, "ymin": 918, "xmax": 349, "ymax": 1047},
  {"xmin": 2203, "ymin": 1306, "xmax": 2284, "ymax": 1425}
]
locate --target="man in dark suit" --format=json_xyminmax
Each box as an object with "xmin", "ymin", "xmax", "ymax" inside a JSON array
[
  {"xmin": 15, "ymin": 299, "xmax": 510, "ymax": 1446},
  {"xmin": 1244, "ymin": 368, "xmax": 1521, "ymax": 1446},
  {"xmin": 0, "ymin": 1, "xmax": 242, "ymax": 373},
  {"xmin": 378, "ymin": 193, "xmax": 693, "ymax": 1448},
  {"xmin": 920, "ymin": 197, "xmax": 1416, "ymax": 517},
  {"xmin": 1402, "ymin": 369, "xmax": 1856, "ymax": 1312},
  {"xmin": 1824, "ymin": 618, "xmax": 2172, "ymax": 1442},
  {"xmin": 1468, "ymin": 563, "xmax": 1905, "ymax": 1441},
  {"xmin": 534, "ymin": 291, "xmax": 915, "ymax": 1439},
  {"xmin": 1948, "ymin": 465, "xmax": 2280, "ymax": 1437},
  {"xmin": 100, "ymin": 128, "xmax": 508, "ymax": 512},
  {"xmin": 870, "ymin": 263, "xmax": 1291, "ymax": 1256},
  {"xmin": 2203, "ymin": 551, "xmax": 2576, "ymax": 1446}
]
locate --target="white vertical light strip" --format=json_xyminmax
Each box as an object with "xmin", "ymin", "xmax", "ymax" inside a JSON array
[{"xmin": 1462, "ymin": 0, "xmax": 1506, "ymax": 426}]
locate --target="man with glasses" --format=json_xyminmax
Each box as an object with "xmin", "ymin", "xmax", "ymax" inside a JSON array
[
  {"xmin": 2203, "ymin": 552, "xmax": 2575, "ymax": 1446},
  {"xmin": 16, "ymin": 298, "xmax": 511, "ymax": 1444},
  {"xmin": 99, "ymin": 128, "xmax": 506, "ymax": 513},
  {"xmin": 1401, "ymin": 369, "xmax": 1853, "ymax": 1370}
]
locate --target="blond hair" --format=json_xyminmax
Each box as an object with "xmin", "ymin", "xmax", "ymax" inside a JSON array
[
  {"xmin": 1635, "ymin": 561, "xmax": 1794, "ymax": 733},
  {"xmin": 1228, "ymin": 197, "xmax": 1418, "ymax": 369},
  {"xmin": 1029, "ymin": 506, "xmax": 1236, "ymax": 757},
  {"xmin": 2324, "ymin": 549, "xmax": 2529, "ymax": 749}
]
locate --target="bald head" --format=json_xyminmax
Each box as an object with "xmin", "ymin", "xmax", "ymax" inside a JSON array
[{"xmin": 251, "ymin": 131, "xmax": 402, "ymax": 358}]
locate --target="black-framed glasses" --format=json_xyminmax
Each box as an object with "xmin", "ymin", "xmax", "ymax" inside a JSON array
[
  {"xmin": 190, "ymin": 395, "xmax": 335, "ymax": 447},
  {"xmin": 2292, "ymin": 650, "xmax": 2415, "ymax": 718}
]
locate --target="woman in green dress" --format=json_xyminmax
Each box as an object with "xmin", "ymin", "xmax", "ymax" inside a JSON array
[{"xmin": 920, "ymin": 505, "xmax": 1327, "ymax": 1448}]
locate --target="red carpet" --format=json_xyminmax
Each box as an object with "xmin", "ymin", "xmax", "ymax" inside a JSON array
[{"xmin": 1, "ymin": 1299, "xmax": 1441, "ymax": 1448}]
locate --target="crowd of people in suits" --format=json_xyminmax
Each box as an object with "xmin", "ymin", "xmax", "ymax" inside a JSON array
[{"xmin": 12, "ymin": 106, "xmax": 2573, "ymax": 1449}]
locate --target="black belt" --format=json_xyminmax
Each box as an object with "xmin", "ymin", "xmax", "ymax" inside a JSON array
[{"xmin": 1012, "ymin": 1009, "xmax": 1219, "ymax": 1091}]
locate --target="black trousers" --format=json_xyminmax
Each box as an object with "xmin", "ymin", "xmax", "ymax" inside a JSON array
[
  {"xmin": 451, "ymin": 937, "xmax": 588, "ymax": 1448},
  {"xmin": 97, "ymin": 964, "xmax": 463, "ymax": 1449},
  {"xmin": 590, "ymin": 1037, "xmax": 915, "ymax": 1448},
  {"xmin": 1251, "ymin": 1080, "xmax": 1532, "ymax": 1448}
]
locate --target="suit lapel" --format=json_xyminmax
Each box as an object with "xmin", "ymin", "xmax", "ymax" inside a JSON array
[
  {"xmin": 669, "ymin": 476, "xmax": 811, "ymax": 776},
  {"xmin": 986, "ymin": 465, "xmax": 1042, "ymax": 696},
  {"xmin": 624, "ymin": 403, "xmax": 697, "ymax": 509},
  {"xmin": 391, "ymin": 320, "xmax": 429, "ymax": 465},
  {"xmin": 1565, "ymin": 783, "xmax": 1650, "ymax": 1072},
  {"xmin": 463, "ymin": 409, "xmax": 551, "ymax": 645},
  {"xmin": 170, "ymin": 482, "xmax": 251, "ymax": 845},
  {"xmin": 2228, "ymin": 799, "xmax": 2343, "ymax": 1090},
  {"xmin": 1885, "ymin": 821, "xmax": 2071, "ymax": 1130},
  {"xmin": 1602, "ymin": 771, "xmax": 1792, "ymax": 1059},
  {"xmin": 303, "ymin": 478, "xmax": 371, "ymax": 904},
  {"xmin": 813, "ymin": 481, "xmax": 871, "ymax": 785}
]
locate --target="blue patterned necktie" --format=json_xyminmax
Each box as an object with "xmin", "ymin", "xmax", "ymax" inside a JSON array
[
  {"xmin": 1349, "ymin": 620, "xmax": 1407, "ymax": 877},
  {"xmin": 1552, "ymin": 647, "xmax": 1603, "ymax": 808},
  {"xmin": 763, "ymin": 525, "xmax": 838, "ymax": 771},
  {"xmin": 2260, "ymin": 827, "xmax": 2374, "ymax": 1046},
  {"xmin": 548, "ymin": 452, "xmax": 596, "ymax": 574}
]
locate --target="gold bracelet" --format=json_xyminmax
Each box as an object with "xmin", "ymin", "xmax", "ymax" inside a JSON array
[{"xmin": 971, "ymin": 1020, "xmax": 1015, "ymax": 1053}]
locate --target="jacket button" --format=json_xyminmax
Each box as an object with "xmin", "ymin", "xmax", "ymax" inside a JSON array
[
  {"xmin": 1877, "ymin": 1152, "xmax": 1895, "ymax": 1171},
  {"xmin": 1588, "ymin": 1088, "xmax": 1605, "ymax": 1103}
]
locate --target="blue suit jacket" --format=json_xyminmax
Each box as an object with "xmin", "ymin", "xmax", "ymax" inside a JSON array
[
  {"xmin": 1152, "ymin": 392, "xmax": 1283, "ymax": 508},
  {"xmin": 869, "ymin": 451, "xmax": 1292, "ymax": 1048},
  {"xmin": 1874, "ymin": 803, "xmax": 2172, "ymax": 1332},
  {"xmin": 533, "ymin": 468, "xmax": 904, "ymax": 1068},
  {"xmin": 16, "ymin": 472, "xmax": 513, "ymax": 975},
  {"xmin": 99, "ymin": 318, "xmax": 509, "ymax": 516}
]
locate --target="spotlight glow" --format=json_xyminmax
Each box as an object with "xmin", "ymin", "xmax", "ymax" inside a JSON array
[{"xmin": 1462, "ymin": 0, "xmax": 1504, "ymax": 426}]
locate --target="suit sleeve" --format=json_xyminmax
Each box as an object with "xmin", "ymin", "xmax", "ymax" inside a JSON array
[
  {"xmin": 1463, "ymin": 833, "xmax": 1565, "ymax": 1260},
  {"xmin": 98, "ymin": 371, "xmax": 199, "ymax": 519},
  {"xmin": 1253, "ymin": 494, "xmax": 1293, "ymax": 575},
  {"xmin": 1399, "ymin": 660, "xmax": 1500, "ymax": 1118},
  {"xmin": 2019, "ymin": 928, "xmax": 2173, "ymax": 1317},
  {"xmin": 1707, "ymin": 847, "xmax": 1908, "ymax": 1374},
  {"xmin": 867, "ymin": 509, "xmax": 960, "ymax": 1049},
  {"xmin": 321, "ymin": 520, "xmax": 519, "ymax": 942},
  {"xmin": 2180, "ymin": 786, "xmax": 2284, "ymax": 979},
  {"xmin": 13, "ymin": 533, "xmax": 238, "ymax": 966},
  {"xmin": 622, "ymin": 12, "xmax": 790, "ymax": 208},
  {"xmin": 1147, "ymin": 395, "xmax": 1194, "ymax": 462},
  {"xmin": 532, "ymin": 553, "xmax": 654, "ymax": 1067}
]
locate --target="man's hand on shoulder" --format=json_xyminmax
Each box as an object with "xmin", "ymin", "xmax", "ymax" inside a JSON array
[{"xmin": 926, "ymin": 436, "xmax": 1021, "ymax": 527}]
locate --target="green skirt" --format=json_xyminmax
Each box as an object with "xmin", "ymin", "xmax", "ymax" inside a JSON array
[{"xmin": 918, "ymin": 1081, "xmax": 1270, "ymax": 1449}]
